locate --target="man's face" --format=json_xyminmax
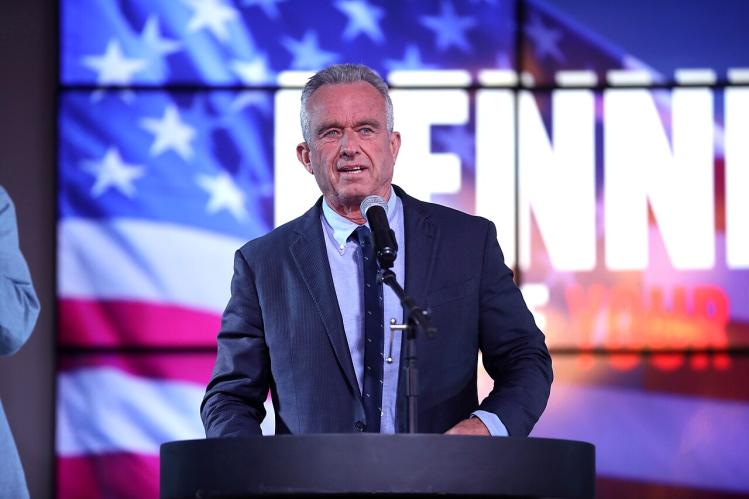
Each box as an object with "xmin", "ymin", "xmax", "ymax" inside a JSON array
[{"xmin": 297, "ymin": 81, "xmax": 401, "ymax": 220}]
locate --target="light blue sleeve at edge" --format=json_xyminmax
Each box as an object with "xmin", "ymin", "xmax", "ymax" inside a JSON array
[
  {"xmin": 471, "ymin": 409, "xmax": 510, "ymax": 437},
  {"xmin": 0, "ymin": 185, "xmax": 40, "ymax": 356}
]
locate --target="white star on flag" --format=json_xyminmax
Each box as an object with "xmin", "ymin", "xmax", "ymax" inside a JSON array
[
  {"xmin": 231, "ymin": 54, "xmax": 273, "ymax": 84},
  {"xmin": 141, "ymin": 15, "xmax": 182, "ymax": 57},
  {"xmin": 82, "ymin": 40, "xmax": 147, "ymax": 85},
  {"xmin": 384, "ymin": 45, "xmax": 436, "ymax": 71},
  {"xmin": 183, "ymin": 0, "xmax": 239, "ymax": 43},
  {"xmin": 335, "ymin": 0, "xmax": 385, "ymax": 44},
  {"xmin": 281, "ymin": 30, "xmax": 338, "ymax": 70},
  {"xmin": 525, "ymin": 15, "xmax": 564, "ymax": 62},
  {"xmin": 196, "ymin": 172, "xmax": 248, "ymax": 221},
  {"xmin": 140, "ymin": 105, "xmax": 197, "ymax": 161},
  {"xmin": 420, "ymin": 0, "xmax": 477, "ymax": 52},
  {"xmin": 82, "ymin": 148, "xmax": 145, "ymax": 198},
  {"xmin": 229, "ymin": 92, "xmax": 273, "ymax": 114},
  {"xmin": 242, "ymin": 0, "xmax": 287, "ymax": 19}
]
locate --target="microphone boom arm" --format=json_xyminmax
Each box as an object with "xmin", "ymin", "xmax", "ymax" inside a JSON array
[{"xmin": 379, "ymin": 268, "xmax": 436, "ymax": 434}]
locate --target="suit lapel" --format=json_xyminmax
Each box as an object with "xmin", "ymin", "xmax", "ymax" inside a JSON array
[
  {"xmin": 400, "ymin": 187, "xmax": 438, "ymax": 308},
  {"xmin": 396, "ymin": 186, "xmax": 439, "ymax": 431},
  {"xmin": 289, "ymin": 200, "xmax": 361, "ymax": 399}
]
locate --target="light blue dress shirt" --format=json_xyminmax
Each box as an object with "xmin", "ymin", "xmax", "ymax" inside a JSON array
[{"xmin": 320, "ymin": 188, "xmax": 507, "ymax": 436}]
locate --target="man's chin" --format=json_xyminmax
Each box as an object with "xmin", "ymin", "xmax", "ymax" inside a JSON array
[
  {"xmin": 331, "ymin": 182, "xmax": 391, "ymax": 212},
  {"xmin": 339, "ymin": 193, "xmax": 367, "ymax": 210},
  {"xmin": 337, "ymin": 188, "xmax": 369, "ymax": 206}
]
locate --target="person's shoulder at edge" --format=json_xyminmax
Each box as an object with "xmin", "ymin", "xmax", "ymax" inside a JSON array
[
  {"xmin": 0, "ymin": 184, "xmax": 40, "ymax": 357},
  {"xmin": 237, "ymin": 196, "xmax": 324, "ymax": 259},
  {"xmin": 395, "ymin": 185, "xmax": 496, "ymax": 233},
  {"xmin": 0, "ymin": 184, "xmax": 13, "ymax": 213}
]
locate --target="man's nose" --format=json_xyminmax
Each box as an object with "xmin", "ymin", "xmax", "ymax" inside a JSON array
[{"xmin": 339, "ymin": 129, "xmax": 359, "ymax": 157}]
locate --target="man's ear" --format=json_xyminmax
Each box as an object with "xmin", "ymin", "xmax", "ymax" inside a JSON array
[
  {"xmin": 296, "ymin": 142, "xmax": 313, "ymax": 174},
  {"xmin": 389, "ymin": 131, "xmax": 401, "ymax": 162}
]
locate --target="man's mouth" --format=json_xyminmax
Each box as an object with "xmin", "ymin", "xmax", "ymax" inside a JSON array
[{"xmin": 338, "ymin": 165, "xmax": 366, "ymax": 174}]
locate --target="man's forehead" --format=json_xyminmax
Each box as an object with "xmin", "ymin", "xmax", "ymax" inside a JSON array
[
  {"xmin": 308, "ymin": 81, "xmax": 384, "ymax": 105},
  {"xmin": 307, "ymin": 81, "xmax": 387, "ymax": 122}
]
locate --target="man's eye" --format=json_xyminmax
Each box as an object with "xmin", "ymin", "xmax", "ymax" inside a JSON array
[
  {"xmin": 323, "ymin": 130, "xmax": 340, "ymax": 138},
  {"xmin": 360, "ymin": 128, "xmax": 373, "ymax": 135}
]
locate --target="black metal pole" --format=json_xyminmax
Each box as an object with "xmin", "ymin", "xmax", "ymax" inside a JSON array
[
  {"xmin": 380, "ymin": 269, "xmax": 436, "ymax": 433},
  {"xmin": 405, "ymin": 316, "xmax": 418, "ymax": 433}
]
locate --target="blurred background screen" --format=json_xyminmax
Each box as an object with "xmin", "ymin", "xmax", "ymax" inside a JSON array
[{"xmin": 57, "ymin": 0, "xmax": 749, "ymax": 497}]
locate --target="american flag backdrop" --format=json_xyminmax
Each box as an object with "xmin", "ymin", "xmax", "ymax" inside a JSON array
[{"xmin": 58, "ymin": 0, "xmax": 749, "ymax": 498}]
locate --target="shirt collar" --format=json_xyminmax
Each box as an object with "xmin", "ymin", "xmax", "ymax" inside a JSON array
[{"xmin": 321, "ymin": 186, "xmax": 398, "ymax": 248}]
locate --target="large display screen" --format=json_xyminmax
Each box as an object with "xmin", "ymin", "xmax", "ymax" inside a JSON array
[{"xmin": 58, "ymin": 0, "xmax": 749, "ymax": 497}]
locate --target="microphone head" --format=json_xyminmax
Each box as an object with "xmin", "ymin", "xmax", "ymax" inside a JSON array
[{"xmin": 360, "ymin": 195, "xmax": 388, "ymax": 220}]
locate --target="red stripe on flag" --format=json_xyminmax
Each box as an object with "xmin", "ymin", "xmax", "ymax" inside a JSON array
[
  {"xmin": 59, "ymin": 298, "xmax": 221, "ymax": 348},
  {"xmin": 57, "ymin": 453, "xmax": 158, "ymax": 499},
  {"xmin": 598, "ymin": 475, "xmax": 749, "ymax": 499},
  {"xmin": 58, "ymin": 352, "xmax": 216, "ymax": 385},
  {"xmin": 57, "ymin": 455, "xmax": 749, "ymax": 499}
]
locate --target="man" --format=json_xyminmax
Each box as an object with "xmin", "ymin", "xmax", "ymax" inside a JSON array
[
  {"xmin": 0, "ymin": 186, "xmax": 40, "ymax": 498},
  {"xmin": 202, "ymin": 64, "xmax": 551, "ymax": 437}
]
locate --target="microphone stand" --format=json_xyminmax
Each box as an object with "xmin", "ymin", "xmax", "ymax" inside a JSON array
[{"xmin": 379, "ymin": 268, "xmax": 436, "ymax": 434}]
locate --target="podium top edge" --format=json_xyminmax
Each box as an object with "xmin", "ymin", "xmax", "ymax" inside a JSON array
[{"xmin": 161, "ymin": 434, "xmax": 594, "ymax": 450}]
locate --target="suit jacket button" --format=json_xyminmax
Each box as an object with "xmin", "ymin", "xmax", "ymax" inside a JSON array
[{"xmin": 354, "ymin": 421, "xmax": 366, "ymax": 432}]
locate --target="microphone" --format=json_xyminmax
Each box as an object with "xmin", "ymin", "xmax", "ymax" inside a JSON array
[{"xmin": 360, "ymin": 195, "xmax": 398, "ymax": 269}]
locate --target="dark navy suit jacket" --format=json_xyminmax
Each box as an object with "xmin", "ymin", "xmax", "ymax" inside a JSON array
[{"xmin": 201, "ymin": 186, "xmax": 552, "ymax": 437}]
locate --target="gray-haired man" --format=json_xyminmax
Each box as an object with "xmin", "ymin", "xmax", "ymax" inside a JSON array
[{"xmin": 202, "ymin": 64, "xmax": 552, "ymax": 437}]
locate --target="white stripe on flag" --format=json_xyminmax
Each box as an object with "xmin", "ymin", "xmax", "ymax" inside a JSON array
[
  {"xmin": 57, "ymin": 367, "xmax": 275, "ymax": 456},
  {"xmin": 57, "ymin": 367, "xmax": 205, "ymax": 456},
  {"xmin": 58, "ymin": 218, "xmax": 244, "ymax": 314}
]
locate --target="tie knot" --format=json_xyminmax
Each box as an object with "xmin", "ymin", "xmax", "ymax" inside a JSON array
[{"xmin": 352, "ymin": 225, "xmax": 372, "ymax": 247}]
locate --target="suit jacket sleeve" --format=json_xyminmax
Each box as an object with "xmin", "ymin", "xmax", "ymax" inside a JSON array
[
  {"xmin": 476, "ymin": 221, "xmax": 553, "ymax": 436},
  {"xmin": 0, "ymin": 186, "xmax": 40, "ymax": 356},
  {"xmin": 201, "ymin": 248, "xmax": 271, "ymax": 437}
]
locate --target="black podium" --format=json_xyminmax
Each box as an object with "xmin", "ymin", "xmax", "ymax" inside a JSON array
[{"xmin": 161, "ymin": 435, "xmax": 594, "ymax": 498}]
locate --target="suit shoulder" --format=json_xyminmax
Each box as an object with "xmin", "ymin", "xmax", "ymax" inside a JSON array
[
  {"xmin": 411, "ymin": 197, "xmax": 494, "ymax": 232},
  {"xmin": 237, "ymin": 210, "xmax": 311, "ymax": 262}
]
